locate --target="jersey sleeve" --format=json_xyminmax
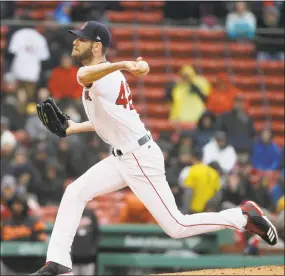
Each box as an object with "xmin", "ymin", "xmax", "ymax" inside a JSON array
[{"xmin": 76, "ymin": 67, "xmax": 85, "ymax": 87}]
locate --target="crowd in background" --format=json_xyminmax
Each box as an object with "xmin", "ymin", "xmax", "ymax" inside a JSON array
[{"xmin": 1, "ymin": 1, "xmax": 284, "ymax": 265}]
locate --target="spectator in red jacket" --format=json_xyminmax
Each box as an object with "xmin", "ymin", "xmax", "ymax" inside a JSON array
[
  {"xmin": 48, "ymin": 54, "xmax": 82, "ymax": 100},
  {"xmin": 206, "ymin": 73, "xmax": 242, "ymax": 115}
]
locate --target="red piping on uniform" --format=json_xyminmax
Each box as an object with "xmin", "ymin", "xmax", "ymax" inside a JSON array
[{"xmin": 132, "ymin": 153, "xmax": 239, "ymax": 231}]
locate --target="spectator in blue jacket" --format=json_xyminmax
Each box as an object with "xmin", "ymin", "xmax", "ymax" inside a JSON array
[
  {"xmin": 251, "ymin": 128, "xmax": 281, "ymax": 171},
  {"xmin": 226, "ymin": 1, "xmax": 256, "ymax": 41}
]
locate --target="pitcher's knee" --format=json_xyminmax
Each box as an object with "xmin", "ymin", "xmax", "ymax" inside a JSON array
[
  {"xmin": 64, "ymin": 182, "xmax": 88, "ymax": 202},
  {"xmin": 164, "ymin": 226, "xmax": 185, "ymax": 239}
]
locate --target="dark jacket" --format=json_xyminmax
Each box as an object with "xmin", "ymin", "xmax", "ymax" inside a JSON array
[
  {"xmin": 72, "ymin": 208, "xmax": 100, "ymax": 263},
  {"xmin": 215, "ymin": 109, "xmax": 255, "ymax": 152},
  {"xmin": 195, "ymin": 111, "xmax": 216, "ymax": 149}
]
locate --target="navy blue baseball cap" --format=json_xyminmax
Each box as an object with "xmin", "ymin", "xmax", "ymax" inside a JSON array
[{"xmin": 68, "ymin": 21, "xmax": 111, "ymax": 48}]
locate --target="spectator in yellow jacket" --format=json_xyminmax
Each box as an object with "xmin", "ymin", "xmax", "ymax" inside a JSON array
[
  {"xmin": 183, "ymin": 148, "xmax": 221, "ymax": 213},
  {"xmin": 168, "ymin": 66, "xmax": 211, "ymax": 123}
]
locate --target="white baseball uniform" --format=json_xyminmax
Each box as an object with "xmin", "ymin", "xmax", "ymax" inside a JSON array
[{"xmin": 47, "ymin": 64, "xmax": 247, "ymax": 269}]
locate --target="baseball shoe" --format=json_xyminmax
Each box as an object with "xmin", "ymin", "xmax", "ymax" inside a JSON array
[
  {"xmin": 30, "ymin": 262, "xmax": 73, "ymax": 275},
  {"xmin": 241, "ymin": 200, "xmax": 278, "ymax": 246}
]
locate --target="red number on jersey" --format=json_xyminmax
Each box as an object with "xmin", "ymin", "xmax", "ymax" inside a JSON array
[{"xmin": 115, "ymin": 81, "xmax": 134, "ymax": 110}]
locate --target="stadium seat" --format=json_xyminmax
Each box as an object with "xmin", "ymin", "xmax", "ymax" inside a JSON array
[
  {"xmin": 249, "ymin": 106, "xmax": 284, "ymax": 117},
  {"xmin": 136, "ymin": 27, "xmax": 164, "ymax": 39},
  {"xmin": 165, "ymin": 28, "xmax": 198, "ymax": 40},
  {"xmin": 198, "ymin": 30, "xmax": 225, "ymax": 41},
  {"xmin": 228, "ymin": 42, "xmax": 255, "ymax": 56},
  {"xmin": 120, "ymin": 1, "xmax": 164, "ymax": 10},
  {"xmin": 106, "ymin": 11, "xmax": 163, "ymax": 24},
  {"xmin": 111, "ymin": 27, "xmax": 134, "ymax": 39},
  {"xmin": 255, "ymin": 121, "xmax": 284, "ymax": 132}
]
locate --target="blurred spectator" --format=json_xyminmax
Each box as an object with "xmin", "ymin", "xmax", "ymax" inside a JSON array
[
  {"xmin": 226, "ymin": 1, "xmax": 256, "ymax": 41},
  {"xmin": 199, "ymin": 2, "xmax": 224, "ymax": 30},
  {"xmin": 269, "ymin": 173, "xmax": 284, "ymax": 209},
  {"xmin": 215, "ymin": 94, "xmax": 255, "ymax": 153},
  {"xmin": 1, "ymin": 116, "xmax": 17, "ymax": 151},
  {"xmin": 1, "ymin": 72, "xmax": 19, "ymax": 97},
  {"xmin": 256, "ymin": 5, "xmax": 284, "ymax": 61},
  {"xmin": 48, "ymin": 54, "xmax": 82, "ymax": 100},
  {"xmin": 164, "ymin": 2, "xmax": 197, "ymax": 22},
  {"xmin": 119, "ymin": 190, "xmax": 157, "ymax": 224},
  {"xmin": 246, "ymin": 170, "xmax": 274, "ymax": 210},
  {"xmin": 203, "ymin": 131, "xmax": 237, "ymax": 174},
  {"xmin": 8, "ymin": 147, "xmax": 42, "ymax": 197},
  {"xmin": 1, "ymin": 79, "xmax": 28, "ymax": 131},
  {"xmin": 44, "ymin": 23, "xmax": 73, "ymax": 68},
  {"xmin": 1, "ymin": 117, "xmax": 17, "ymax": 175},
  {"xmin": 30, "ymin": 142, "xmax": 54, "ymax": 174},
  {"xmin": 56, "ymin": 138, "xmax": 86, "ymax": 178},
  {"xmin": 1, "ymin": 175, "xmax": 17, "ymax": 220},
  {"xmin": 37, "ymin": 87, "xmax": 51, "ymax": 103},
  {"xmin": 251, "ymin": 128, "xmax": 281, "ymax": 171},
  {"xmin": 206, "ymin": 73, "xmax": 241, "ymax": 115},
  {"xmin": 71, "ymin": 1, "xmax": 106, "ymax": 22},
  {"xmin": 194, "ymin": 111, "xmax": 216, "ymax": 149},
  {"xmin": 25, "ymin": 102, "xmax": 50, "ymax": 143},
  {"xmin": 183, "ymin": 148, "xmax": 221, "ymax": 213},
  {"xmin": 72, "ymin": 207, "xmax": 100, "ymax": 276},
  {"xmin": 168, "ymin": 66, "xmax": 211, "ymax": 123},
  {"xmin": 54, "ymin": 1, "xmax": 72, "ymax": 25},
  {"xmin": 8, "ymin": 28, "xmax": 50, "ymax": 100},
  {"xmin": 1, "ymin": 196, "xmax": 47, "ymax": 242},
  {"xmin": 220, "ymin": 173, "xmax": 246, "ymax": 210},
  {"xmin": 166, "ymin": 133, "xmax": 195, "ymax": 197},
  {"xmin": 38, "ymin": 159, "xmax": 64, "ymax": 205},
  {"xmin": 0, "ymin": 1, "xmax": 15, "ymax": 19}
]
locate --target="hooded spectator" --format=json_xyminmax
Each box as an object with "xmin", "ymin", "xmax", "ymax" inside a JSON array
[
  {"xmin": 215, "ymin": 94, "xmax": 255, "ymax": 153},
  {"xmin": 206, "ymin": 73, "xmax": 244, "ymax": 115},
  {"xmin": 39, "ymin": 159, "xmax": 64, "ymax": 205},
  {"xmin": 251, "ymin": 128, "xmax": 281, "ymax": 171},
  {"xmin": 203, "ymin": 131, "xmax": 237, "ymax": 174},
  {"xmin": 48, "ymin": 54, "xmax": 82, "ymax": 100},
  {"xmin": 195, "ymin": 111, "xmax": 216, "ymax": 149},
  {"xmin": 169, "ymin": 66, "xmax": 211, "ymax": 123}
]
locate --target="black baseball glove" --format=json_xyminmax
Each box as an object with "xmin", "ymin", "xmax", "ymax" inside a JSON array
[{"xmin": 37, "ymin": 98, "xmax": 70, "ymax": 138}]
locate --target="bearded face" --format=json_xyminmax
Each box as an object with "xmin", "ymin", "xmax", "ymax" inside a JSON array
[{"xmin": 71, "ymin": 40, "xmax": 94, "ymax": 64}]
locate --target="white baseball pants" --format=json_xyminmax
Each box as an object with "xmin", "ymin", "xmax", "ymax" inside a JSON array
[{"xmin": 47, "ymin": 140, "xmax": 246, "ymax": 268}]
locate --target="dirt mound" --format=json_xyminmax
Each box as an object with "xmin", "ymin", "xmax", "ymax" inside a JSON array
[{"xmin": 153, "ymin": 265, "xmax": 284, "ymax": 275}]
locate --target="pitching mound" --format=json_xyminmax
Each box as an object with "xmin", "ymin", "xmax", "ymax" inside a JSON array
[{"xmin": 153, "ymin": 265, "xmax": 284, "ymax": 275}]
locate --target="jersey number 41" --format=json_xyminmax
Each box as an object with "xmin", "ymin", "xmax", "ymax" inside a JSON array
[{"xmin": 116, "ymin": 81, "xmax": 134, "ymax": 110}]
